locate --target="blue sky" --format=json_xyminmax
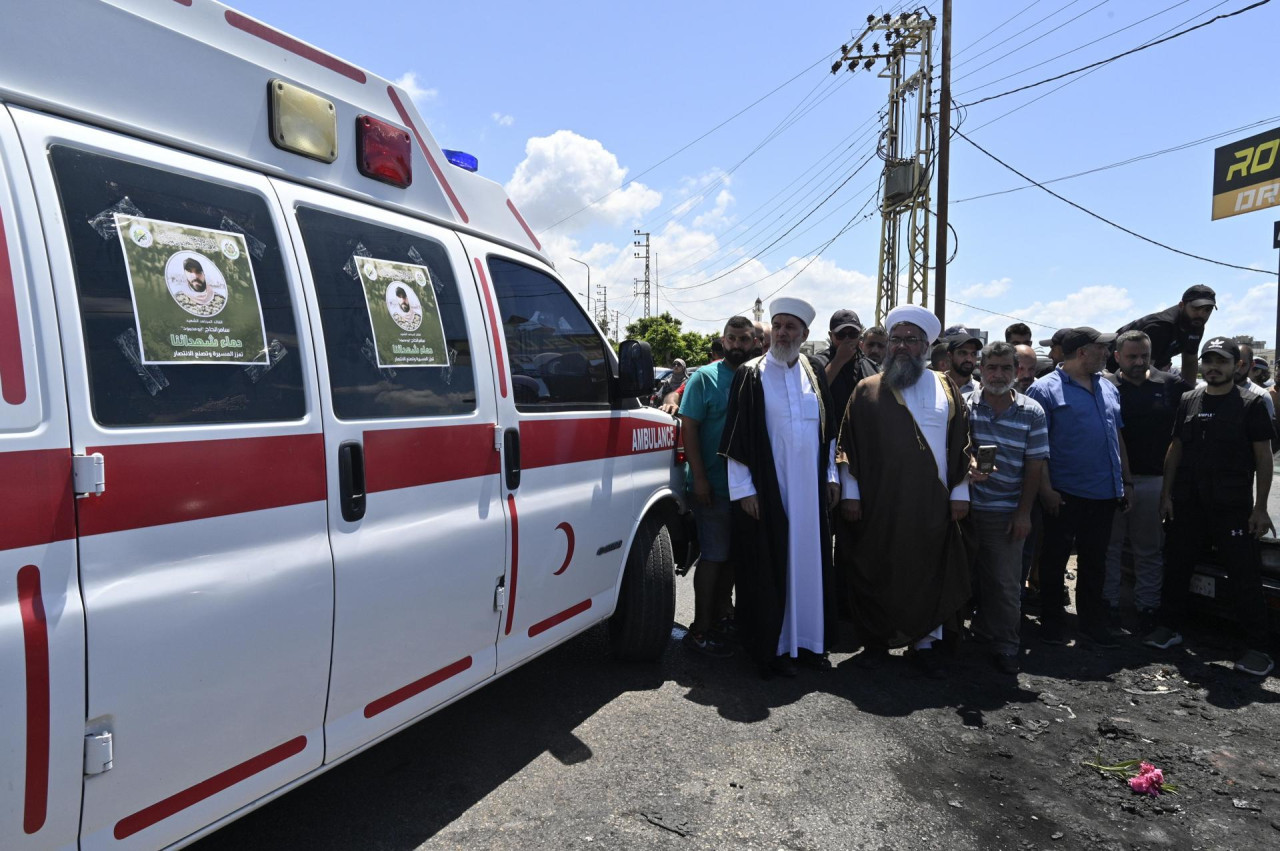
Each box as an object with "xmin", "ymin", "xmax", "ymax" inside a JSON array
[{"xmin": 233, "ymin": 0, "xmax": 1280, "ymax": 346}]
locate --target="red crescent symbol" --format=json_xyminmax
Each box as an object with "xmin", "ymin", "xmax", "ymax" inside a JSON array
[{"xmin": 553, "ymin": 522, "xmax": 575, "ymax": 575}]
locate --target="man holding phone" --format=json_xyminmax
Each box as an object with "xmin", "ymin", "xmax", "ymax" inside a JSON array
[{"xmin": 964, "ymin": 341, "xmax": 1050, "ymax": 674}]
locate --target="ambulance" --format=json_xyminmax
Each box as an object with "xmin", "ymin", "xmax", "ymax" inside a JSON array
[{"xmin": 0, "ymin": 2, "xmax": 686, "ymax": 848}]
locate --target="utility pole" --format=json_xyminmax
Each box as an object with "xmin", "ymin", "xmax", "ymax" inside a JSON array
[
  {"xmin": 633, "ymin": 230, "xmax": 651, "ymax": 318},
  {"xmin": 653, "ymin": 251, "xmax": 659, "ymax": 315},
  {"xmin": 934, "ymin": 0, "xmax": 952, "ymax": 328},
  {"xmin": 832, "ymin": 10, "xmax": 937, "ymax": 326},
  {"xmin": 595, "ymin": 280, "xmax": 609, "ymax": 339}
]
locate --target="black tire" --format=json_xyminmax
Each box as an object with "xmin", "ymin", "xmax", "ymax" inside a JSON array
[{"xmin": 610, "ymin": 514, "xmax": 676, "ymax": 661}]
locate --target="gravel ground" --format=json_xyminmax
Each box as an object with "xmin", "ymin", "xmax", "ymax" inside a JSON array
[{"xmin": 191, "ymin": 561, "xmax": 1280, "ymax": 851}]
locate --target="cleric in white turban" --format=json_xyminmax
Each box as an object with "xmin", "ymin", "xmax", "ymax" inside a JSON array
[
  {"xmin": 834, "ymin": 303, "xmax": 973, "ymax": 676},
  {"xmin": 719, "ymin": 296, "xmax": 840, "ymax": 677}
]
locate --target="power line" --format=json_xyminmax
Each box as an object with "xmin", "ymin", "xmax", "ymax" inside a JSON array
[
  {"xmin": 537, "ymin": 50, "xmax": 840, "ymax": 234},
  {"xmin": 662, "ymin": 151, "xmax": 879, "ymax": 292},
  {"xmin": 953, "ymin": 0, "xmax": 1112, "ymax": 84},
  {"xmin": 954, "ymin": 0, "xmax": 1193, "ymax": 97},
  {"xmin": 952, "ymin": 0, "xmax": 1089, "ymax": 71},
  {"xmin": 963, "ymin": 0, "xmax": 1232, "ymax": 133},
  {"xmin": 956, "ymin": 0, "xmax": 1271, "ymax": 109},
  {"xmin": 954, "ymin": 128, "xmax": 1271, "ymax": 276},
  {"xmin": 954, "ymin": 115, "xmax": 1280, "ymax": 203},
  {"xmin": 951, "ymin": 0, "xmax": 1048, "ymax": 61}
]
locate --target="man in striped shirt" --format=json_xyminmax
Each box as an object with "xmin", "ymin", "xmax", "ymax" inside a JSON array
[{"xmin": 965, "ymin": 341, "xmax": 1050, "ymax": 674}]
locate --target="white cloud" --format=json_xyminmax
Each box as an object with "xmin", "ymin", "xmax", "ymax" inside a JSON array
[
  {"xmin": 959, "ymin": 277, "xmax": 1011, "ymax": 300},
  {"xmin": 392, "ymin": 72, "xmax": 437, "ymax": 104},
  {"xmin": 505, "ymin": 131, "xmax": 661, "ymax": 232},
  {"xmin": 1214, "ymin": 281, "xmax": 1278, "ymax": 345},
  {"xmin": 692, "ymin": 188, "xmax": 736, "ymax": 230},
  {"xmin": 491, "ymin": 112, "xmax": 515, "ymax": 127}
]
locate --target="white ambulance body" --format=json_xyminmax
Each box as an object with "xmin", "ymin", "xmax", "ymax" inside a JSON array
[{"xmin": 0, "ymin": 2, "xmax": 684, "ymax": 848}]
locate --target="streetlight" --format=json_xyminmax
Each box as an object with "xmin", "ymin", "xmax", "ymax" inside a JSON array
[{"xmin": 568, "ymin": 257, "xmax": 590, "ymax": 314}]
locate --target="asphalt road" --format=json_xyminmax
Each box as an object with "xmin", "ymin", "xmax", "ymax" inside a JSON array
[{"xmin": 191, "ymin": 566, "xmax": 1280, "ymax": 851}]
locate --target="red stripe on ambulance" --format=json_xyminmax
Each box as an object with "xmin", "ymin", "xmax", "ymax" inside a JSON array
[
  {"xmin": 363, "ymin": 656, "xmax": 474, "ymax": 718},
  {"xmin": 474, "ymin": 259, "xmax": 509, "ymax": 398},
  {"xmin": 77, "ymin": 434, "xmax": 326, "ymax": 537},
  {"xmin": 387, "ymin": 86, "xmax": 470, "ymax": 223},
  {"xmin": 504, "ymin": 494, "xmax": 519, "ymax": 636},
  {"xmin": 17, "ymin": 565, "xmax": 50, "ymax": 835},
  {"xmin": 114, "ymin": 736, "xmax": 308, "ymax": 840},
  {"xmin": 363, "ymin": 424, "xmax": 499, "ymax": 493},
  {"xmin": 505, "ymin": 200, "xmax": 541, "ymax": 251},
  {"xmin": 224, "ymin": 11, "xmax": 366, "ymax": 83},
  {"xmin": 521, "ymin": 418, "xmax": 676, "ymax": 469},
  {"xmin": 528, "ymin": 598, "xmax": 593, "ymax": 638},
  {"xmin": 0, "ymin": 449, "xmax": 74, "ymax": 551},
  {"xmin": 0, "ymin": 205, "xmax": 27, "ymax": 405}
]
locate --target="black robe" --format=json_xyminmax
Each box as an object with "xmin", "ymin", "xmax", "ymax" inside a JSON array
[{"xmin": 718, "ymin": 354, "xmax": 840, "ymax": 667}]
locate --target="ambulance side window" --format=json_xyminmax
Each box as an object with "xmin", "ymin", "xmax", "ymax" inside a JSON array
[
  {"xmin": 487, "ymin": 257, "xmax": 609, "ymax": 411},
  {"xmin": 49, "ymin": 146, "xmax": 305, "ymax": 426},
  {"xmin": 296, "ymin": 207, "xmax": 476, "ymax": 419}
]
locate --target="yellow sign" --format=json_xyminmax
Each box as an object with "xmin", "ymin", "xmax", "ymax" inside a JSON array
[{"xmin": 1212, "ymin": 125, "xmax": 1280, "ymax": 220}]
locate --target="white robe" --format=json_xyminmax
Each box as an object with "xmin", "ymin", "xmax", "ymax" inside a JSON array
[{"xmin": 727, "ymin": 350, "xmax": 839, "ymax": 656}]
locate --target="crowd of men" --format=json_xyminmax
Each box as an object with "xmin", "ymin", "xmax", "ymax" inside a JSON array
[{"xmin": 668, "ymin": 284, "xmax": 1277, "ymax": 680}]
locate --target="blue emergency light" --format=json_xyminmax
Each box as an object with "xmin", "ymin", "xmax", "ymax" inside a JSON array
[{"xmin": 442, "ymin": 149, "xmax": 478, "ymax": 172}]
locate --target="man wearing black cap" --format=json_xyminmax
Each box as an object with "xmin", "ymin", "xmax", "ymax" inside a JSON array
[
  {"xmin": 1025, "ymin": 327, "xmax": 1133, "ymax": 646},
  {"xmin": 946, "ymin": 330, "xmax": 982, "ymax": 395},
  {"xmin": 1234, "ymin": 343, "xmax": 1277, "ymax": 422},
  {"xmin": 815, "ymin": 308, "xmax": 869, "ymax": 421},
  {"xmin": 1039, "ymin": 329, "xmax": 1070, "ymax": 367},
  {"xmin": 1145, "ymin": 337, "xmax": 1276, "ymax": 677},
  {"xmin": 1110, "ymin": 285, "xmax": 1216, "ymax": 378}
]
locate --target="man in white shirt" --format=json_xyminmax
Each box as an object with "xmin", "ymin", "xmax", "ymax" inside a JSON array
[
  {"xmin": 720, "ymin": 297, "xmax": 841, "ymax": 678},
  {"xmin": 835, "ymin": 304, "xmax": 973, "ymax": 676}
]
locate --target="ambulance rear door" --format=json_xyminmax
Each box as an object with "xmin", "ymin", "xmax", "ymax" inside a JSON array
[
  {"xmin": 16, "ymin": 110, "xmax": 334, "ymax": 851},
  {"xmin": 275, "ymin": 183, "xmax": 505, "ymax": 761},
  {"xmin": 0, "ymin": 104, "xmax": 84, "ymax": 851}
]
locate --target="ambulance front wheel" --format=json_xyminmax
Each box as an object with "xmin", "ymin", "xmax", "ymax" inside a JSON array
[{"xmin": 610, "ymin": 515, "xmax": 676, "ymax": 661}]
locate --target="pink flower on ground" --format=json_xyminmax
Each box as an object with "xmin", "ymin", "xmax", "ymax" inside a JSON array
[
  {"xmin": 1138, "ymin": 762, "xmax": 1156, "ymax": 775},
  {"xmin": 1129, "ymin": 773, "xmax": 1154, "ymax": 795},
  {"xmin": 1145, "ymin": 767, "xmax": 1164, "ymax": 786}
]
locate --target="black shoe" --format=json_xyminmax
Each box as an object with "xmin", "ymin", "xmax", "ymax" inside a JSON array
[
  {"xmin": 1040, "ymin": 621, "xmax": 1066, "ymax": 646},
  {"xmin": 854, "ymin": 645, "xmax": 890, "ymax": 669},
  {"xmin": 770, "ymin": 655, "xmax": 798, "ymax": 678},
  {"xmin": 909, "ymin": 646, "xmax": 946, "ymax": 678},
  {"xmin": 1082, "ymin": 624, "xmax": 1120, "ymax": 649},
  {"xmin": 797, "ymin": 649, "xmax": 831, "ymax": 671},
  {"xmin": 682, "ymin": 630, "xmax": 733, "ymax": 658},
  {"xmin": 993, "ymin": 653, "xmax": 1021, "ymax": 675}
]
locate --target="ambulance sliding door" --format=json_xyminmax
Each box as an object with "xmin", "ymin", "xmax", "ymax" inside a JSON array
[
  {"xmin": 275, "ymin": 184, "xmax": 505, "ymax": 761},
  {"xmin": 16, "ymin": 111, "xmax": 334, "ymax": 851},
  {"xmin": 461, "ymin": 237, "xmax": 635, "ymax": 672},
  {"xmin": 0, "ymin": 105, "xmax": 84, "ymax": 851}
]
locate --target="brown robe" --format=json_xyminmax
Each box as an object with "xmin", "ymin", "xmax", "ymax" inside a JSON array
[{"xmin": 835, "ymin": 371, "xmax": 972, "ymax": 647}]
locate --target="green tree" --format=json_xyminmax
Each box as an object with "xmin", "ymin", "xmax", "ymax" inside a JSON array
[
  {"xmin": 680, "ymin": 330, "xmax": 718, "ymax": 366},
  {"xmin": 624, "ymin": 312, "xmax": 688, "ymax": 366}
]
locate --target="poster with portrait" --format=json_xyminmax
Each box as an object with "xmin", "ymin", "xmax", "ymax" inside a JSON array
[
  {"xmin": 114, "ymin": 214, "xmax": 268, "ymax": 365},
  {"xmin": 355, "ymin": 256, "xmax": 449, "ymax": 367}
]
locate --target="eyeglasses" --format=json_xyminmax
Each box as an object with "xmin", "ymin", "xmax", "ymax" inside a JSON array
[
  {"xmin": 834, "ymin": 329, "xmax": 860, "ymax": 340},
  {"xmin": 888, "ymin": 336, "xmax": 925, "ymax": 347}
]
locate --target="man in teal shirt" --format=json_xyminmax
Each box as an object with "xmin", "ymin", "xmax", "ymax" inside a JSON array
[{"xmin": 678, "ymin": 315, "xmax": 756, "ymax": 656}]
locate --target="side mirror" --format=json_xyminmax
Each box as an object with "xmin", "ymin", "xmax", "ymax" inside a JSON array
[{"xmin": 616, "ymin": 339, "xmax": 655, "ymax": 399}]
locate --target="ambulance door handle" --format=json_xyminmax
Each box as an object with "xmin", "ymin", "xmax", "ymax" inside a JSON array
[
  {"xmin": 338, "ymin": 441, "xmax": 366, "ymax": 522},
  {"xmin": 503, "ymin": 428, "xmax": 521, "ymax": 491}
]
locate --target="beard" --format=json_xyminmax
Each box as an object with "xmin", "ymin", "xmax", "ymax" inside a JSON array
[
  {"xmin": 954, "ymin": 360, "xmax": 975, "ymax": 378},
  {"xmin": 723, "ymin": 347, "xmax": 749, "ymax": 367},
  {"xmin": 770, "ymin": 338, "xmax": 801, "ymax": 363},
  {"xmin": 882, "ymin": 351, "xmax": 926, "ymax": 389},
  {"xmin": 983, "ymin": 378, "xmax": 1013, "ymax": 396}
]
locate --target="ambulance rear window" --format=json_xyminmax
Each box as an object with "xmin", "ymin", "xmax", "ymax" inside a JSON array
[
  {"xmin": 296, "ymin": 207, "xmax": 477, "ymax": 419},
  {"xmin": 49, "ymin": 146, "xmax": 306, "ymax": 427}
]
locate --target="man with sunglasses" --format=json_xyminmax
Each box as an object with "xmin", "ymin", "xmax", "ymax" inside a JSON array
[{"xmin": 815, "ymin": 309, "xmax": 869, "ymax": 422}]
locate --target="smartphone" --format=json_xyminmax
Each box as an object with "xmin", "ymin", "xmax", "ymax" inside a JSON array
[{"xmin": 976, "ymin": 444, "xmax": 998, "ymax": 474}]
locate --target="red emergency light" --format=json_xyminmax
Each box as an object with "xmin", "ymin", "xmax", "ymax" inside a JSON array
[{"xmin": 357, "ymin": 115, "xmax": 412, "ymax": 188}]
